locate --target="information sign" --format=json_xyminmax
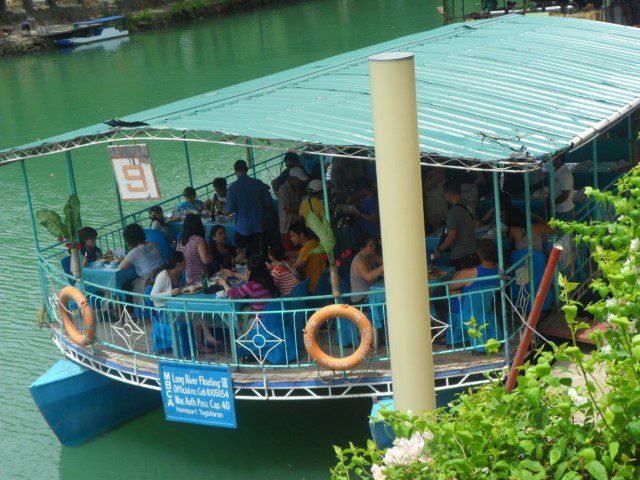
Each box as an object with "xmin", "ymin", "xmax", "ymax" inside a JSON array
[
  {"xmin": 108, "ymin": 144, "xmax": 160, "ymax": 201},
  {"xmin": 158, "ymin": 362, "xmax": 237, "ymax": 428}
]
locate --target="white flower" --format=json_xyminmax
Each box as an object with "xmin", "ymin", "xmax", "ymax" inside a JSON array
[
  {"xmin": 371, "ymin": 464, "xmax": 386, "ymax": 480},
  {"xmin": 631, "ymin": 238, "xmax": 640, "ymax": 252},
  {"xmin": 601, "ymin": 344, "xmax": 612, "ymax": 354},
  {"xmin": 383, "ymin": 432, "xmax": 425, "ymax": 466},
  {"xmin": 567, "ymin": 387, "xmax": 588, "ymax": 406},
  {"xmin": 422, "ymin": 430, "xmax": 434, "ymax": 442}
]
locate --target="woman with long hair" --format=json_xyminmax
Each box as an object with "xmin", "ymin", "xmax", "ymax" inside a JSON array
[
  {"xmin": 149, "ymin": 205, "xmax": 168, "ymax": 237},
  {"xmin": 177, "ymin": 214, "xmax": 212, "ymax": 284},
  {"xmin": 150, "ymin": 251, "xmax": 186, "ymax": 308},
  {"xmin": 218, "ymin": 255, "xmax": 278, "ymax": 312},
  {"xmin": 207, "ymin": 224, "xmax": 235, "ymax": 274}
]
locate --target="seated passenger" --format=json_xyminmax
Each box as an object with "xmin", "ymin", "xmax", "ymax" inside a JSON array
[
  {"xmin": 177, "ymin": 214, "xmax": 212, "ymax": 284},
  {"xmin": 78, "ymin": 227, "xmax": 102, "ymax": 266},
  {"xmin": 218, "ymin": 255, "xmax": 279, "ymax": 311},
  {"xmin": 289, "ymin": 221, "xmax": 327, "ymax": 294},
  {"xmin": 119, "ymin": 224, "xmax": 165, "ymax": 305},
  {"xmin": 177, "ymin": 186, "xmax": 204, "ymax": 212},
  {"xmin": 298, "ymin": 180, "xmax": 326, "ymax": 221},
  {"xmin": 433, "ymin": 180, "xmax": 477, "ymax": 270},
  {"xmin": 355, "ymin": 178, "xmax": 381, "ymax": 238},
  {"xmin": 149, "ymin": 205, "xmax": 169, "ymax": 237},
  {"xmin": 150, "ymin": 251, "xmax": 186, "ymax": 308},
  {"xmin": 448, "ymin": 240, "xmax": 500, "ymax": 349},
  {"xmin": 204, "ymin": 177, "xmax": 228, "ymax": 215},
  {"xmin": 422, "ymin": 166, "xmax": 448, "ymax": 233},
  {"xmin": 207, "ymin": 224, "xmax": 235, "ymax": 274},
  {"xmin": 268, "ymin": 243, "xmax": 299, "ymax": 297},
  {"xmin": 350, "ymin": 233, "xmax": 384, "ymax": 304}
]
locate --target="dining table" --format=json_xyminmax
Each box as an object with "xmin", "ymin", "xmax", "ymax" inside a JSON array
[{"xmin": 81, "ymin": 261, "xmax": 137, "ymax": 291}]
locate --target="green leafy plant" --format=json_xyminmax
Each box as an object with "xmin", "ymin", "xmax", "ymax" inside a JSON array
[
  {"xmin": 36, "ymin": 194, "xmax": 82, "ymax": 248},
  {"xmin": 305, "ymin": 209, "xmax": 336, "ymax": 265},
  {"xmin": 332, "ymin": 165, "xmax": 640, "ymax": 479}
]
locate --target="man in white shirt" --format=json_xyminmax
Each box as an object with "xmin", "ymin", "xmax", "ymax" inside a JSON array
[{"xmin": 551, "ymin": 154, "xmax": 574, "ymax": 220}]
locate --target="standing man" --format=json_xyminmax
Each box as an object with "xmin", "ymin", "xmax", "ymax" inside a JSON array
[
  {"xmin": 550, "ymin": 153, "xmax": 575, "ymax": 221},
  {"xmin": 226, "ymin": 160, "xmax": 272, "ymax": 256},
  {"xmin": 433, "ymin": 180, "xmax": 477, "ymax": 270}
]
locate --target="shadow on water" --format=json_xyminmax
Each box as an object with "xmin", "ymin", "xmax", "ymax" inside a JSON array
[
  {"xmin": 59, "ymin": 398, "xmax": 372, "ymax": 479},
  {"xmin": 58, "ymin": 389, "xmax": 464, "ymax": 479}
]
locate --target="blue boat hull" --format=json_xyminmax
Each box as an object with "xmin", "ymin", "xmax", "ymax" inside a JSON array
[{"xmin": 30, "ymin": 359, "xmax": 160, "ymax": 446}]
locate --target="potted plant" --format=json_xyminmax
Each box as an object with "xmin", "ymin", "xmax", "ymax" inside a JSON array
[{"xmin": 36, "ymin": 194, "xmax": 83, "ymax": 278}]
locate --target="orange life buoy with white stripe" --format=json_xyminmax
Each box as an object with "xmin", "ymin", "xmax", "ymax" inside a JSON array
[
  {"xmin": 304, "ymin": 304, "xmax": 373, "ymax": 371},
  {"xmin": 58, "ymin": 286, "xmax": 95, "ymax": 346}
]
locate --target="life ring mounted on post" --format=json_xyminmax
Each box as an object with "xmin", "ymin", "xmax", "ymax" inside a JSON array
[
  {"xmin": 58, "ymin": 286, "xmax": 96, "ymax": 346},
  {"xmin": 304, "ymin": 304, "xmax": 374, "ymax": 371}
]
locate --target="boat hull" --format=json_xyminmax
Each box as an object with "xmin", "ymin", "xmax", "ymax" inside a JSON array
[
  {"xmin": 30, "ymin": 359, "xmax": 160, "ymax": 446},
  {"xmin": 54, "ymin": 28, "xmax": 129, "ymax": 47}
]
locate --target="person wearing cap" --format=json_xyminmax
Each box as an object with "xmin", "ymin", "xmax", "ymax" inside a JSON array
[
  {"xmin": 355, "ymin": 177, "xmax": 380, "ymax": 238},
  {"xmin": 299, "ymin": 179, "xmax": 326, "ymax": 221},
  {"xmin": 226, "ymin": 160, "xmax": 273, "ymax": 256},
  {"xmin": 272, "ymin": 151, "xmax": 309, "ymax": 194}
]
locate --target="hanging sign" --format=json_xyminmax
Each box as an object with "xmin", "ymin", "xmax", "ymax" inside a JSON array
[
  {"xmin": 158, "ymin": 362, "xmax": 237, "ymax": 429},
  {"xmin": 108, "ymin": 144, "xmax": 160, "ymax": 201}
]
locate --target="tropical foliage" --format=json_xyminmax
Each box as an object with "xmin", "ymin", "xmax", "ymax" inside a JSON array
[
  {"xmin": 35, "ymin": 194, "xmax": 82, "ymax": 247},
  {"xmin": 305, "ymin": 209, "xmax": 336, "ymax": 265},
  {"xmin": 332, "ymin": 166, "xmax": 640, "ymax": 480}
]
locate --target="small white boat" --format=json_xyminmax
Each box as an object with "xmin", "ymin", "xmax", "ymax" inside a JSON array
[{"xmin": 53, "ymin": 16, "xmax": 128, "ymax": 47}]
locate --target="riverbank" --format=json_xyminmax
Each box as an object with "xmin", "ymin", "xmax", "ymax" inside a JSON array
[{"xmin": 0, "ymin": 0, "xmax": 303, "ymax": 57}]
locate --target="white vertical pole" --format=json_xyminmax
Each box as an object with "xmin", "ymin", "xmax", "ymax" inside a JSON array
[{"xmin": 369, "ymin": 52, "xmax": 436, "ymax": 413}]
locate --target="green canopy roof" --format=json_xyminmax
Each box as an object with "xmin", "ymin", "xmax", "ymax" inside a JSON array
[{"xmin": 4, "ymin": 14, "xmax": 640, "ymax": 168}]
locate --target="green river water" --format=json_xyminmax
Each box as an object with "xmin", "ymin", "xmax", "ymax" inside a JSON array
[{"xmin": 0, "ymin": 1, "xmax": 442, "ymax": 478}]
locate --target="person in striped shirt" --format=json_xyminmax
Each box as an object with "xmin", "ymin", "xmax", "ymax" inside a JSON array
[
  {"xmin": 268, "ymin": 243, "xmax": 300, "ymax": 297},
  {"xmin": 217, "ymin": 255, "xmax": 279, "ymax": 311}
]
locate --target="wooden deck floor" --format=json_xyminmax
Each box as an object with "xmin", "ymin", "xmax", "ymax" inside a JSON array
[{"xmin": 54, "ymin": 315, "xmax": 517, "ymax": 386}]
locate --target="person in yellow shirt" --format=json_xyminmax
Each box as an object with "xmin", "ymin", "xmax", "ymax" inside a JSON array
[
  {"xmin": 299, "ymin": 179, "xmax": 326, "ymax": 221},
  {"xmin": 289, "ymin": 221, "xmax": 327, "ymax": 293}
]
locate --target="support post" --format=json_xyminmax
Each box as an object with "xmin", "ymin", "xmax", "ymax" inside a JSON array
[
  {"xmin": 492, "ymin": 171, "xmax": 509, "ymax": 361},
  {"xmin": 369, "ymin": 52, "xmax": 436, "ymax": 413},
  {"xmin": 66, "ymin": 151, "xmax": 78, "ymax": 196},
  {"xmin": 246, "ymin": 138, "xmax": 256, "ymax": 178},
  {"xmin": 182, "ymin": 133, "xmax": 193, "ymax": 187},
  {"xmin": 114, "ymin": 177, "xmax": 125, "ymax": 232},
  {"xmin": 524, "ymin": 171, "xmax": 535, "ymax": 304},
  {"xmin": 628, "ymin": 114, "xmax": 634, "ymax": 162},
  {"xmin": 548, "ymin": 159, "xmax": 560, "ymax": 306},
  {"xmin": 592, "ymin": 139, "xmax": 600, "ymax": 221},
  {"xmin": 21, "ymin": 160, "xmax": 40, "ymax": 251}
]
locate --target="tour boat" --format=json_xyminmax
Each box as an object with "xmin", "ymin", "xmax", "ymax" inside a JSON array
[
  {"xmin": 52, "ymin": 16, "xmax": 129, "ymax": 47},
  {"xmin": 3, "ymin": 14, "xmax": 640, "ymax": 446}
]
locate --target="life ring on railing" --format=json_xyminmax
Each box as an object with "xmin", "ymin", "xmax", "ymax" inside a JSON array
[
  {"xmin": 58, "ymin": 286, "xmax": 95, "ymax": 346},
  {"xmin": 304, "ymin": 304, "xmax": 373, "ymax": 371}
]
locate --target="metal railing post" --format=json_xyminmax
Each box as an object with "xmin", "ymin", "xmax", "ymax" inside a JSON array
[
  {"xmin": 66, "ymin": 151, "xmax": 77, "ymax": 196},
  {"xmin": 524, "ymin": 171, "xmax": 535, "ymax": 306},
  {"xmin": 492, "ymin": 171, "xmax": 509, "ymax": 362},
  {"xmin": 182, "ymin": 132, "xmax": 194, "ymax": 187}
]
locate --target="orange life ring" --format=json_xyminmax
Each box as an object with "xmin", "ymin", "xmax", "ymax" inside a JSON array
[
  {"xmin": 58, "ymin": 286, "xmax": 95, "ymax": 346},
  {"xmin": 304, "ymin": 304, "xmax": 374, "ymax": 371}
]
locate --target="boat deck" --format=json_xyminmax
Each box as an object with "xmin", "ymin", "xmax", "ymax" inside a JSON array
[{"xmin": 51, "ymin": 316, "xmax": 517, "ymax": 399}]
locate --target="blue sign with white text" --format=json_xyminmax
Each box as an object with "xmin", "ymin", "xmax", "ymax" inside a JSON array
[{"xmin": 158, "ymin": 362, "xmax": 237, "ymax": 428}]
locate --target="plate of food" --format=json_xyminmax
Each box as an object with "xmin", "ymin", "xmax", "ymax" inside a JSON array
[
  {"xmin": 429, "ymin": 269, "xmax": 447, "ymax": 280},
  {"xmin": 182, "ymin": 285, "xmax": 204, "ymax": 295},
  {"xmin": 101, "ymin": 253, "xmax": 120, "ymax": 263}
]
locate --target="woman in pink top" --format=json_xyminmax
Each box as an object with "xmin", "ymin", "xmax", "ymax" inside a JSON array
[
  {"xmin": 177, "ymin": 214, "xmax": 212, "ymax": 284},
  {"xmin": 218, "ymin": 255, "xmax": 278, "ymax": 311}
]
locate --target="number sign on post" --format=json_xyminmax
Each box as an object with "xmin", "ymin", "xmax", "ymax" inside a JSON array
[
  {"xmin": 158, "ymin": 362, "xmax": 237, "ymax": 428},
  {"xmin": 108, "ymin": 144, "xmax": 160, "ymax": 201}
]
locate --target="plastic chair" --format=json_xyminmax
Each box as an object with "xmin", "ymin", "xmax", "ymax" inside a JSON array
[
  {"xmin": 287, "ymin": 278, "xmax": 311, "ymax": 349},
  {"xmin": 315, "ymin": 270, "xmax": 357, "ymax": 347},
  {"xmin": 236, "ymin": 300, "xmax": 298, "ymax": 365},
  {"xmin": 460, "ymin": 281, "xmax": 502, "ymax": 352},
  {"xmin": 146, "ymin": 285, "xmax": 190, "ymax": 358},
  {"xmin": 144, "ymin": 228, "xmax": 172, "ymax": 261},
  {"xmin": 510, "ymin": 249, "xmax": 553, "ymax": 313}
]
